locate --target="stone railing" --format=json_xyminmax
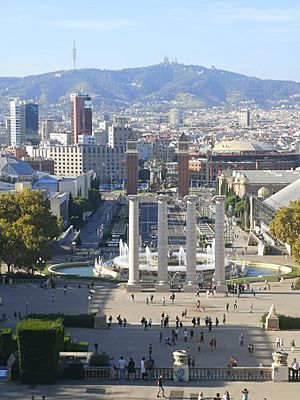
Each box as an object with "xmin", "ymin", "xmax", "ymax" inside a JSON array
[
  {"xmin": 288, "ymin": 368, "xmax": 300, "ymax": 382},
  {"xmin": 189, "ymin": 367, "xmax": 272, "ymax": 381},
  {"xmin": 84, "ymin": 366, "xmax": 272, "ymax": 381}
]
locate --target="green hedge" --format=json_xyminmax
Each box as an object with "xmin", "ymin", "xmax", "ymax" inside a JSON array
[
  {"xmin": 261, "ymin": 312, "xmax": 300, "ymax": 330},
  {"xmin": 62, "ymin": 362, "xmax": 84, "ymax": 379},
  {"xmin": 89, "ymin": 352, "xmax": 109, "ymax": 366},
  {"xmin": 25, "ymin": 313, "xmax": 95, "ymax": 328},
  {"xmin": 0, "ymin": 328, "xmax": 15, "ymax": 364},
  {"xmin": 17, "ymin": 319, "xmax": 64, "ymax": 384}
]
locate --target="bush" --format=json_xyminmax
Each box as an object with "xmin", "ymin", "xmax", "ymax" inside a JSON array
[
  {"xmin": 260, "ymin": 312, "xmax": 300, "ymax": 330},
  {"xmin": 88, "ymin": 352, "xmax": 109, "ymax": 367},
  {"xmin": 17, "ymin": 319, "xmax": 64, "ymax": 384},
  {"xmin": 66, "ymin": 341, "xmax": 89, "ymax": 352},
  {"xmin": 294, "ymin": 278, "xmax": 300, "ymax": 290},
  {"xmin": 0, "ymin": 328, "xmax": 15, "ymax": 364},
  {"xmin": 62, "ymin": 362, "xmax": 84, "ymax": 379},
  {"xmin": 25, "ymin": 313, "xmax": 95, "ymax": 328}
]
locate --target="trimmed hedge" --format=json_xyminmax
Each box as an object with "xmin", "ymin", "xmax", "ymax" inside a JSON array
[
  {"xmin": 89, "ymin": 352, "xmax": 109, "ymax": 367},
  {"xmin": 0, "ymin": 328, "xmax": 15, "ymax": 364},
  {"xmin": 261, "ymin": 312, "xmax": 300, "ymax": 330},
  {"xmin": 62, "ymin": 362, "xmax": 84, "ymax": 379},
  {"xmin": 25, "ymin": 313, "xmax": 95, "ymax": 328},
  {"xmin": 17, "ymin": 319, "xmax": 64, "ymax": 384}
]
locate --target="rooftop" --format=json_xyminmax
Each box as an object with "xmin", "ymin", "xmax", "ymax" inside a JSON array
[{"xmin": 213, "ymin": 140, "xmax": 278, "ymax": 153}]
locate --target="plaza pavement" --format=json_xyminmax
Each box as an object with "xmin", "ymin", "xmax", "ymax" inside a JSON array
[{"xmin": 0, "ymin": 380, "xmax": 299, "ymax": 399}]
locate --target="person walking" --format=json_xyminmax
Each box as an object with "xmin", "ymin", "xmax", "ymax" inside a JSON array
[
  {"xmin": 276, "ymin": 336, "xmax": 280, "ymax": 349},
  {"xmin": 162, "ymin": 297, "xmax": 165, "ymax": 306},
  {"xmin": 131, "ymin": 293, "xmax": 135, "ymax": 302},
  {"xmin": 239, "ymin": 333, "xmax": 244, "ymax": 346},
  {"xmin": 241, "ymin": 388, "xmax": 249, "ymax": 400},
  {"xmin": 222, "ymin": 314, "xmax": 226, "ymax": 324},
  {"xmin": 198, "ymin": 392, "xmax": 204, "ymax": 400},
  {"xmin": 200, "ymin": 331, "xmax": 204, "ymax": 344},
  {"xmin": 291, "ymin": 339, "xmax": 296, "ymax": 353},
  {"xmin": 233, "ymin": 300, "xmax": 238, "ymax": 310},
  {"xmin": 213, "ymin": 393, "xmax": 221, "ymax": 400},
  {"xmin": 109, "ymin": 357, "xmax": 115, "ymax": 380},
  {"xmin": 226, "ymin": 302, "xmax": 229, "ymax": 312},
  {"xmin": 223, "ymin": 390, "xmax": 230, "ymax": 400},
  {"xmin": 291, "ymin": 358, "xmax": 299, "ymax": 381},
  {"xmin": 157, "ymin": 375, "xmax": 165, "ymax": 398},
  {"xmin": 197, "ymin": 339, "xmax": 201, "ymax": 352},
  {"xmin": 183, "ymin": 328, "xmax": 188, "ymax": 342},
  {"xmin": 127, "ymin": 357, "xmax": 136, "ymax": 381}
]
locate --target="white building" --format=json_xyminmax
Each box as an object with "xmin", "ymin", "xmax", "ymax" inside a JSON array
[
  {"xmin": 238, "ymin": 109, "xmax": 250, "ymax": 127},
  {"xmin": 108, "ymin": 117, "xmax": 132, "ymax": 149},
  {"xmin": 10, "ymin": 99, "xmax": 25, "ymax": 147}
]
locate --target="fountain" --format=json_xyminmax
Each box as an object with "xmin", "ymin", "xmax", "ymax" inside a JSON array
[
  {"xmin": 178, "ymin": 246, "xmax": 186, "ymax": 268},
  {"xmin": 145, "ymin": 246, "xmax": 153, "ymax": 268}
]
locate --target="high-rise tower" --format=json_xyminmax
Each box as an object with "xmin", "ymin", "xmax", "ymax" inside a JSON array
[
  {"xmin": 70, "ymin": 93, "xmax": 92, "ymax": 144},
  {"xmin": 126, "ymin": 134, "xmax": 139, "ymax": 195},
  {"xmin": 176, "ymin": 133, "xmax": 189, "ymax": 198}
]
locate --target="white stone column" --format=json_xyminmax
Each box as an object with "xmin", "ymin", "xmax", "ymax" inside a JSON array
[
  {"xmin": 213, "ymin": 195, "xmax": 227, "ymax": 292},
  {"xmin": 126, "ymin": 195, "xmax": 141, "ymax": 292},
  {"xmin": 155, "ymin": 194, "xmax": 170, "ymax": 292},
  {"xmin": 184, "ymin": 195, "xmax": 198, "ymax": 292}
]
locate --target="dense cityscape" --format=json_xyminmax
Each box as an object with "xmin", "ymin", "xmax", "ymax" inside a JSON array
[{"xmin": 1, "ymin": 1, "xmax": 300, "ymax": 400}]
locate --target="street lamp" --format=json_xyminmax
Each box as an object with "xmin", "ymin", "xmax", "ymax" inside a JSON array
[
  {"xmin": 25, "ymin": 301, "xmax": 28, "ymax": 315},
  {"xmin": 36, "ymin": 257, "xmax": 45, "ymax": 273}
]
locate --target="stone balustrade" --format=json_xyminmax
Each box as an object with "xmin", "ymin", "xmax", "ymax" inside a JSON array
[{"xmin": 84, "ymin": 366, "xmax": 272, "ymax": 381}]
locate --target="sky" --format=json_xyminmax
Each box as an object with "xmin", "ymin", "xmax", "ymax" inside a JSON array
[{"xmin": 1, "ymin": 0, "xmax": 300, "ymax": 81}]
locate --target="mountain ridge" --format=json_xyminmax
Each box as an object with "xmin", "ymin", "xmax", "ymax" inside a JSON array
[{"xmin": 0, "ymin": 63, "xmax": 300, "ymax": 108}]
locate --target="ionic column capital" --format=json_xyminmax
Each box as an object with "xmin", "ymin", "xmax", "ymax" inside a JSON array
[{"xmin": 212, "ymin": 195, "xmax": 226, "ymax": 204}]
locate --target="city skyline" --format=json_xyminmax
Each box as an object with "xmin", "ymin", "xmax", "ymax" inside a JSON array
[{"xmin": 1, "ymin": 0, "xmax": 300, "ymax": 81}]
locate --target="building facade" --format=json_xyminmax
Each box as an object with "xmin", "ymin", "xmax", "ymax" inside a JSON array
[{"xmin": 70, "ymin": 93, "xmax": 92, "ymax": 144}]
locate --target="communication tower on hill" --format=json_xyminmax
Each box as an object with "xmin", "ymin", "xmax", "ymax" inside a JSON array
[{"xmin": 72, "ymin": 40, "xmax": 77, "ymax": 70}]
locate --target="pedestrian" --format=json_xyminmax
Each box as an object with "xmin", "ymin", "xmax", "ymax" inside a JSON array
[
  {"xmin": 131, "ymin": 293, "xmax": 135, "ymax": 302},
  {"xmin": 148, "ymin": 318, "xmax": 152, "ymax": 328},
  {"xmin": 223, "ymin": 390, "xmax": 230, "ymax": 400},
  {"xmin": 118, "ymin": 356, "xmax": 127, "ymax": 380},
  {"xmin": 198, "ymin": 392, "xmax": 204, "ymax": 400},
  {"xmin": 42, "ymin": 397, "xmax": 46, "ymax": 400},
  {"xmin": 249, "ymin": 304, "xmax": 253, "ymax": 313},
  {"xmin": 222, "ymin": 314, "xmax": 226, "ymax": 324},
  {"xmin": 158, "ymin": 332, "xmax": 163, "ymax": 343},
  {"xmin": 157, "ymin": 375, "xmax": 165, "ymax": 398},
  {"xmin": 190, "ymin": 328, "xmax": 194, "ymax": 339},
  {"xmin": 210, "ymin": 338, "xmax": 214, "ymax": 351},
  {"xmin": 123, "ymin": 318, "xmax": 127, "ymax": 327},
  {"xmin": 51, "ymin": 293, "xmax": 55, "ymax": 302},
  {"xmin": 226, "ymin": 302, "xmax": 229, "ymax": 312},
  {"xmin": 291, "ymin": 339, "xmax": 296, "ymax": 353},
  {"xmin": 149, "ymin": 343, "xmax": 153, "ymax": 357},
  {"xmin": 109, "ymin": 357, "xmax": 115, "ymax": 380},
  {"xmin": 250, "ymin": 344, "xmax": 254, "ymax": 356},
  {"xmin": 162, "ymin": 297, "xmax": 165, "ymax": 306},
  {"xmin": 127, "ymin": 357, "xmax": 136, "ymax": 381},
  {"xmin": 191, "ymin": 355, "xmax": 196, "ymax": 367},
  {"xmin": 197, "ymin": 339, "xmax": 201, "ymax": 352},
  {"xmin": 215, "ymin": 317, "xmax": 219, "ymax": 327},
  {"xmin": 213, "ymin": 337, "xmax": 216, "ymax": 350},
  {"xmin": 291, "ymin": 358, "xmax": 299, "ymax": 381},
  {"xmin": 150, "ymin": 294, "xmax": 154, "ymax": 303},
  {"xmin": 241, "ymin": 388, "xmax": 249, "ymax": 400},
  {"xmin": 239, "ymin": 333, "xmax": 244, "ymax": 346},
  {"xmin": 183, "ymin": 328, "xmax": 188, "ymax": 342},
  {"xmin": 279, "ymin": 337, "xmax": 284, "ymax": 348},
  {"xmin": 146, "ymin": 297, "xmax": 149, "ymax": 305},
  {"xmin": 276, "ymin": 336, "xmax": 280, "ymax": 349},
  {"xmin": 200, "ymin": 331, "xmax": 204, "ymax": 344},
  {"xmin": 94, "ymin": 342, "xmax": 99, "ymax": 353},
  {"xmin": 233, "ymin": 300, "xmax": 238, "ymax": 310},
  {"xmin": 146, "ymin": 356, "xmax": 155, "ymax": 380},
  {"xmin": 140, "ymin": 357, "xmax": 147, "ymax": 380},
  {"xmin": 213, "ymin": 393, "xmax": 221, "ymax": 400}
]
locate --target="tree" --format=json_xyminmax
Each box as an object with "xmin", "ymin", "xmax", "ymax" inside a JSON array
[
  {"xmin": 269, "ymin": 200, "xmax": 300, "ymax": 246},
  {"xmin": 0, "ymin": 189, "xmax": 61, "ymax": 273},
  {"xmin": 292, "ymin": 236, "xmax": 300, "ymax": 265}
]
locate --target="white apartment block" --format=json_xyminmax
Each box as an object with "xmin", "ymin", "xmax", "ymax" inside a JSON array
[{"xmin": 108, "ymin": 117, "xmax": 132, "ymax": 149}]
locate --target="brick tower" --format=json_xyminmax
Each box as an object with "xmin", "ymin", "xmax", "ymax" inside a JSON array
[
  {"xmin": 126, "ymin": 135, "xmax": 139, "ymax": 195},
  {"xmin": 176, "ymin": 133, "xmax": 189, "ymax": 198}
]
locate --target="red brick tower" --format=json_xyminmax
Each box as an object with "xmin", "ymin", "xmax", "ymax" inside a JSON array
[
  {"xmin": 126, "ymin": 135, "xmax": 139, "ymax": 195},
  {"xmin": 176, "ymin": 133, "xmax": 189, "ymax": 198}
]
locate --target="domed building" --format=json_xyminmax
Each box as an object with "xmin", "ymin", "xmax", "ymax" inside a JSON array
[{"xmin": 257, "ymin": 187, "xmax": 270, "ymax": 198}]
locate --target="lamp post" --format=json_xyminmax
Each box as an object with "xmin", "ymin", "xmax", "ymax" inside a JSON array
[
  {"xmin": 36, "ymin": 257, "xmax": 45, "ymax": 274},
  {"xmin": 25, "ymin": 301, "xmax": 28, "ymax": 315}
]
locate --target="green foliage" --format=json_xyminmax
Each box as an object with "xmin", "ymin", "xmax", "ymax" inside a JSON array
[
  {"xmin": 67, "ymin": 341, "xmax": 89, "ymax": 352},
  {"xmin": 62, "ymin": 362, "xmax": 84, "ymax": 379},
  {"xmin": 17, "ymin": 319, "xmax": 64, "ymax": 384},
  {"xmin": 294, "ymin": 278, "xmax": 300, "ymax": 290},
  {"xmin": 0, "ymin": 189, "xmax": 61, "ymax": 272},
  {"xmin": 89, "ymin": 352, "xmax": 109, "ymax": 367},
  {"xmin": 292, "ymin": 237, "xmax": 300, "ymax": 265},
  {"xmin": 225, "ymin": 194, "xmax": 239, "ymax": 212},
  {"xmin": 88, "ymin": 189, "xmax": 101, "ymax": 211},
  {"xmin": 261, "ymin": 312, "xmax": 300, "ymax": 330},
  {"xmin": 0, "ymin": 328, "xmax": 14, "ymax": 364},
  {"xmin": 25, "ymin": 313, "xmax": 95, "ymax": 328},
  {"xmin": 270, "ymin": 200, "xmax": 300, "ymax": 246},
  {"xmin": 1, "ymin": 64, "xmax": 300, "ymax": 107}
]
